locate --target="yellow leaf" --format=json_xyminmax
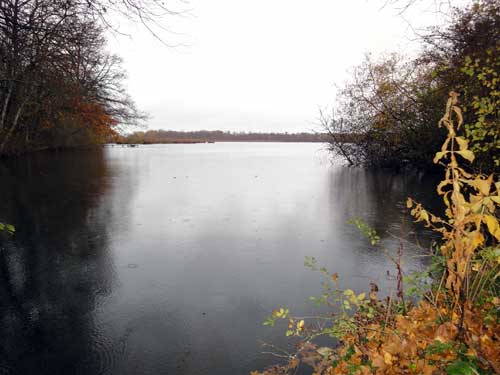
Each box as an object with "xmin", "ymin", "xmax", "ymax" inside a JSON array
[
  {"xmin": 419, "ymin": 210, "xmax": 430, "ymax": 224},
  {"xmin": 471, "ymin": 200, "xmax": 483, "ymax": 213},
  {"xmin": 441, "ymin": 136, "xmax": 450, "ymax": 153},
  {"xmin": 433, "ymin": 151, "xmax": 447, "ymax": 163},
  {"xmin": 297, "ymin": 320, "xmax": 305, "ymax": 329},
  {"xmin": 456, "ymin": 150, "xmax": 475, "ymax": 162},
  {"xmin": 475, "ymin": 176, "xmax": 492, "ymax": 196},
  {"xmin": 406, "ymin": 198, "xmax": 413, "ymax": 208},
  {"xmin": 384, "ymin": 352, "xmax": 393, "ymax": 365},
  {"xmin": 470, "ymin": 231, "xmax": 484, "ymax": 248},
  {"xmin": 437, "ymin": 180, "xmax": 450, "ymax": 195},
  {"xmin": 455, "ymin": 136, "xmax": 468, "ymax": 151},
  {"xmin": 484, "ymin": 215, "xmax": 500, "ymax": 240},
  {"xmin": 452, "ymin": 105, "xmax": 463, "ymax": 128}
]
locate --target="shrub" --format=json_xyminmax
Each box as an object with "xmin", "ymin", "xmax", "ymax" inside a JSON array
[{"xmin": 255, "ymin": 92, "xmax": 500, "ymax": 375}]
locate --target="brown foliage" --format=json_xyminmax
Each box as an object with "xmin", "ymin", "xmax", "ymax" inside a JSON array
[
  {"xmin": 254, "ymin": 93, "xmax": 500, "ymax": 375},
  {"xmin": 0, "ymin": 1, "xmax": 143, "ymax": 155}
]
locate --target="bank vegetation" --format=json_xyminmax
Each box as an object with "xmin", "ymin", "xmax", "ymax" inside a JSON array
[
  {"xmin": 0, "ymin": 0, "xmax": 180, "ymax": 156},
  {"xmin": 255, "ymin": 91, "xmax": 500, "ymax": 375},
  {"xmin": 324, "ymin": 0, "xmax": 499, "ymax": 174}
]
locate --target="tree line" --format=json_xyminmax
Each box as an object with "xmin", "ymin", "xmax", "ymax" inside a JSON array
[
  {"xmin": 0, "ymin": 0, "xmax": 177, "ymax": 156},
  {"xmin": 324, "ymin": 0, "xmax": 499, "ymax": 173},
  {"xmin": 116, "ymin": 130, "xmax": 332, "ymax": 144}
]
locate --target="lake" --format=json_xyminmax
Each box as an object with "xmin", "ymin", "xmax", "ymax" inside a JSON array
[{"xmin": 0, "ymin": 142, "xmax": 440, "ymax": 375}]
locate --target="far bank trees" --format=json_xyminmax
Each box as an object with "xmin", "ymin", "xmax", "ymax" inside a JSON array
[{"xmin": 324, "ymin": 0, "xmax": 499, "ymax": 173}]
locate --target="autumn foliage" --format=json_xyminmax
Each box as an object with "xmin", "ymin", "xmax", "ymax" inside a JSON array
[
  {"xmin": 324, "ymin": 0, "xmax": 499, "ymax": 173},
  {"xmin": 0, "ymin": 1, "xmax": 142, "ymax": 156},
  {"xmin": 254, "ymin": 93, "xmax": 500, "ymax": 375}
]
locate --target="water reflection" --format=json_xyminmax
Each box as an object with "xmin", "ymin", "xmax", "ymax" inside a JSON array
[
  {"xmin": 324, "ymin": 167, "xmax": 441, "ymax": 290},
  {"xmin": 0, "ymin": 149, "xmax": 124, "ymax": 375},
  {"xmin": 0, "ymin": 144, "xmax": 441, "ymax": 375},
  {"xmin": 329, "ymin": 167, "xmax": 440, "ymax": 235}
]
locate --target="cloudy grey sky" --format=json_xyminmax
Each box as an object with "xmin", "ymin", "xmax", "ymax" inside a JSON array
[{"xmin": 108, "ymin": 0, "xmax": 458, "ymax": 133}]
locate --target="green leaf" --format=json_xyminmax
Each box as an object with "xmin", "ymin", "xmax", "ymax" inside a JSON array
[
  {"xmin": 304, "ymin": 256, "xmax": 317, "ymax": 270},
  {"xmin": 263, "ymin": 316, "xmax": 276, "ymax": 326},
  {"xmin": 445, "ymin": 361, "xmax": 479, "ymax": 375},
  {"xmin": 343, "ymin": 300, "xmax": 351, "ymax": 310},
  {"xmin": 0, "ymin": 222, "xmax": 15, "ymax": 234},
  {"xmin": 425, "ymin": 340, "xmax": 454, "ymax": 355}
]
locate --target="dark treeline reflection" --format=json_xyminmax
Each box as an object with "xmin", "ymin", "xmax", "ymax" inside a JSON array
[
  {"xmin": 0, "ymin": 143, "xmax": 444, "ymax": 375},
  {"xmin": 0, "ymin": 149, "xmax": 122, "ymax": 375},
  {"xmin": 329, "ymin": 168, "xmax": 442, "ymax": 243}
]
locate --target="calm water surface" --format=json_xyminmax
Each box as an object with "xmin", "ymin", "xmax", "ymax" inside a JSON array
[{"xmin": 0, "ymin": 143, "xmax": 440, "ymax": 375}]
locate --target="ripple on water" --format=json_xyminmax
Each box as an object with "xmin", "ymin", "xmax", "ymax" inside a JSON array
[
  {"xmin": 92, "ymin": 334, "xmax": 117, "ymax": 375},
  {"xmin": 0, "ymin": 364, "xmax": 14, "ymax": 375},
  {"xmin": 75, "ymin": 326, "xmax": 121, "ymax": 375}
]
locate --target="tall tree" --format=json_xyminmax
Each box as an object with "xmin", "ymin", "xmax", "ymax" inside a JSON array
[
  {"xmin": 324, "ymin": 0, "xmax": 499, "ymax": 173},
  {"xmin": 0, "ymin": 0, "xmax": 145, "ymax": 154}
]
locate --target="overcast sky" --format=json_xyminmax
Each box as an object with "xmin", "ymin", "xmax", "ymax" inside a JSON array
[{"xmin": 108, "ymin": 0, "xmax": 460, "ymax": 133}]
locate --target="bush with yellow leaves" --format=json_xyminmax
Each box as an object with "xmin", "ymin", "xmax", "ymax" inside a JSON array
[{"xmin": 253, "ymin": 92, "xmax": 500, "ymax": 375}]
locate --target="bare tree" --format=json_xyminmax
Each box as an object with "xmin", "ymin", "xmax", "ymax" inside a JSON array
[
  {"xmin": 322, "ymin": 53, "xmax": 444, "ymax": 168},
  {"xmin": 0, "ymin": 0, "xmax": 147, "ymax": 154}
]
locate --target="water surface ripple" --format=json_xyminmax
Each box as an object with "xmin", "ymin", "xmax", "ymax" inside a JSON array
[{"xmin": 0, "ymin": 143, "xmax": 439, "ymax": 374}]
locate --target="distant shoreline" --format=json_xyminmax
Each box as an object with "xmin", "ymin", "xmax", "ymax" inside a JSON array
[
  {"xmin": 113, "ymin": 139, "xmax": 328, "ymax": 146},
  {"xmin": 114, "ymin": 130, "xmax": 338, "ymax": 145},
  {"xmin": 115, "ymin": 139, "xmax": 212, "ymax": 145}
]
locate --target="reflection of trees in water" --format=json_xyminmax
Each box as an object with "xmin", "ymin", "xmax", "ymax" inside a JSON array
[
  {"xmin": 326, "ymin": 168, "xmax": 443, "ymax": 289},
  {"xmin": 329, "ymin": 168, "xmax": 441, "ymax": 241},
  {"xmin": 0, "ymin": 149, "xmax": 130, "ymax": 375}
]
